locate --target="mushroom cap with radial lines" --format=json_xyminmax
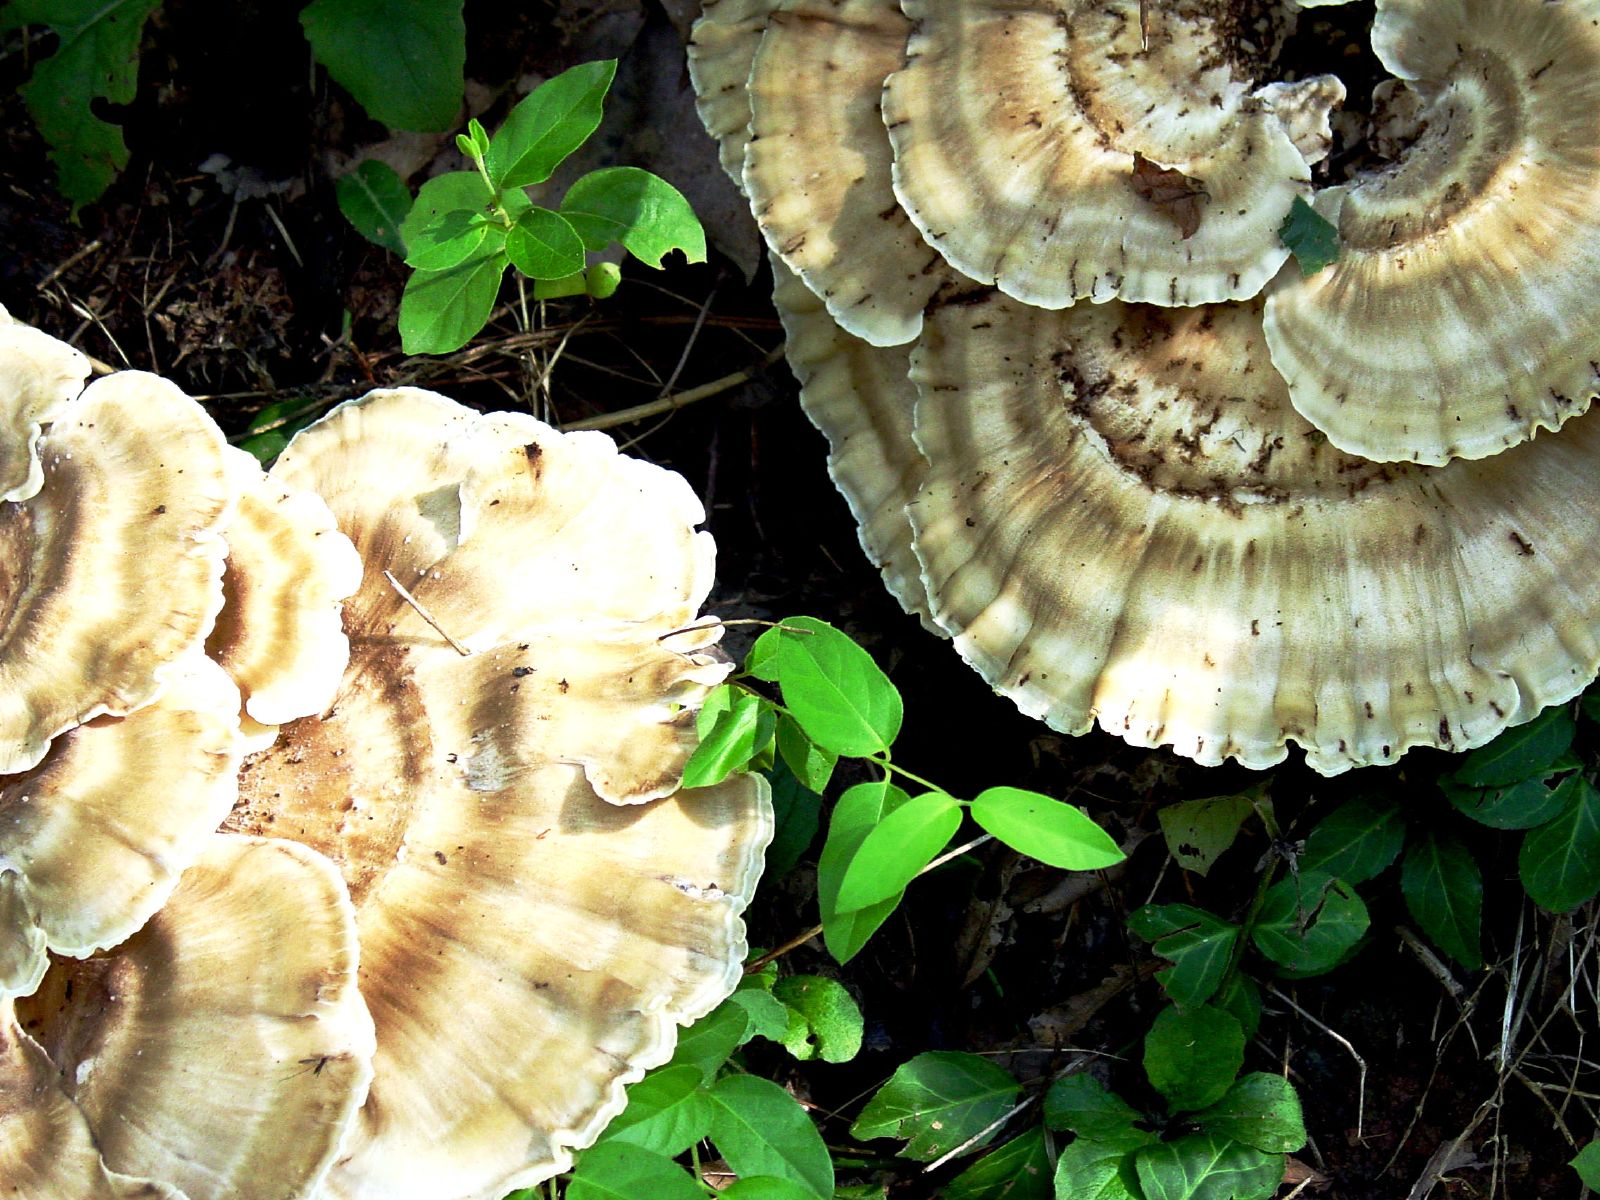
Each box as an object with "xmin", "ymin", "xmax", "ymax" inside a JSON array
[
  {"xmin": 883, "ymin": 0, "xmax": 1329, "ymax": 309},
  {"xmin": 227, "ymin": 388, "xmax": 772, "ymax": 1200},
  {"xmin": 0, "ymin": 306, "xmax": 90, "ymax": 503},
  {"xmin": 743, "ymin": 0, "xmax": 953, "ymax": 346},
  {"xmin": 687, "ymin": 0, "xmax": 780, "ymax": 191},
  {"xmin": 910, "ymin": 288, "xmax": 1600, "ymax": 774},
  {"xmin": 12, "ymin": 834, "xmax": 375, "ymax": 1200},
  {"xmin": 0, "ymin": 370, "xmax": 233, "ymax": 775},
  {"xmin": 1263, "ymin": 0, "xmax": 1600, "ymax": 465}
]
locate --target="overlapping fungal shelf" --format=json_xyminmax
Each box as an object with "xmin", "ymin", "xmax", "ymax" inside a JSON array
[{"xmin": 692, "ymin": 0, "xmax": 1600, "ymax": 773}]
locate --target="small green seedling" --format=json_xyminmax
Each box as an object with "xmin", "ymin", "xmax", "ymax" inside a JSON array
[{"xmin": 336, "ymin": 59, "xmax": 705, "ymax": 355}]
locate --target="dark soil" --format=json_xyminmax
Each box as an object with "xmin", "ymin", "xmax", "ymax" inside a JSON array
[{"xmin": 2, "ymin": 3, "xmax": 1594, "ymax": 1197}]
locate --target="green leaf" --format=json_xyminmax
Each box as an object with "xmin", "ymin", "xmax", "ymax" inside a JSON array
[
  {"xmin": 335, "ymin": 160, "xmax": 414, "ymax": 255},
  {"xmin": 585, "ymin": 260, "xmax": 623, "ymax": 299},
  {"xmin": 772, "ymin": 975, "xmax": 863, "ymax": 1063},
  {"xmin": 505, "ymin": 206, "xmax": 587, "ymax": 279},
  {"xmin": 666, "ymin": 998, "xmax": 749, "ymax": 1084},
  {"xmin": 1213, "ymin": 974, "xmax": 1263, "ymax": 1041},
  {"xmin": 1194, "ymin": 1073, "xmax": 1306, "ymax": 1154},
  {"xmin": 1519, "ymin": 774, "xmax": 1600, "ymax": 912},
  {"xmin": 1300, "ymin": 797, "xmax": 1406, "ymax": 884},
  {"xmin": 1442, "ymin": 770, "xmax": 1575, "ymax": 831},
  {"xmin": 399, "ymin": 169, "xmax": 492, "ymax": 244},
  {"xmin": 729, "ymin": 987, "xmax": 792, "ymax": 1044},
  {"xmin": 818, "ymin": 781, "xmax": 911, "ymax": 964},
  {"xmin": 720, "ymin": 1179, "xmax": 821, "ymax": 1200},
  {"xmin": 485, "ymin": 59, "xmax": 616, "ymax": 190},
  {"xmin": 850, "ymin": 1051, "xmax": 1020, "ymax": 1162},
  {"xmin": 764, "ymin": 761, "xmax": 822, "ymax": 880},
  {"xmin": 238, "ymin": 397, "xmax": 323, "ymax": 466},
  {"xmin": 971, "ymin": 787, "xmax": 1124, "ymax": 871},
  {"xmin": 1157, "ymin": 792, "xmax": 1255, "ymax": 876},
  {"xmin": 567, "ymin": 1142, "xmax": 705, "ymax": 1200},
  {"xmin": 403, "ymin": 207, "xmax": 498, "ymax": 271},
  {"xmin": 683, "ymin": 687, "xmax": 773, "ymax": 789},
  {"xmin": 300, "ymin": 0, "xmax": 464, "ymax": 131},
  {"xmin": 1127, "ymin": 904, "xmax": 1241, "ymax": 1010},
  {"xmin": 835, "ymin": 791, "xmax": 961, "ymax": 912},
  {"xmin": 397, "ymin": 246, "xmax": 507, "ymax": 355},
  {"xmin": 562, "ymin": 166, "xmax": 708, "ymax": 268},
  {"xmin": 1133, "ymin": 1133, "xmax": 1284, "ymax": 1200},
  {"xmin": 1053, "ymin": 1140, "xmax": 1141, "ymax": 1200},
  {"xmin": 1252, "ymin": 873, "xmax": 1369, "ymax": 976},
  {"xmin": 1278, "ymin": 195, "xmax": 1339, "ymax": 277},
  {"xmin": 707, "ymin": 1074, "xmax": 834, "ymax": 1199},
  {"xmin": 1571, "ymin": 1140, "xmax": 1600, "ymax": 1188},
  {"xmin": 777, "ymin": 713, "xmax": 837, "ymax": 794},
  {"xmin": 1451, "ymin": 704, "xmax": 1575, "ymax": 788},
  {"xmin": 759, "ymin": 616, "xmax": 902, "ymax": 757},
  {"xmin": 1143, "ymin": 1005, "xmax": 1245, "ymax": 1113},
  {"xmin": 1401, "ymin": 830, "xmax": 1483, "ymax": 969},
  {"xmin": 595, "ymin": 1064, "xmax": 714, "ymax": 1157},
  {"xmin": 1042, "ymin": 1074, "xmax": 1154, "ymax": 1150},
  {"xmin": 942, "ymin": 1127, "xmax": 1051, "ymax": 1200},
  {"xmin": 1, "ymin": 0, "xmax": 162, "ymax": 210}
]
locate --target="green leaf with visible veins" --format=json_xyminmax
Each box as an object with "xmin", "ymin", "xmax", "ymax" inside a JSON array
[
  {"xmin": 942, "ymin": 1127, "xmax": 1052, "ymax": 1200},
  {"xmin": 486, "ymin": 59, "xmax": 616, "ymax": 189},
  {"xmin": 758, "ymin": 616, "xmax": 901, "ymax": 757},
  {"xmin": 566, "ymin": 1142, "xmax": 704, "ymax": 1200},
  {"xmin": 971, "ymin": 787, "xmax": 1124, "ymax": 871},
  {"xmin": 562, "ymin": 166, "xmax": 707, "ymax": 267},
  {"xmin": 1127, "ymin": 904, "xmax": 1241, "ymax": 1010},
  {"xmin": 1053, "ymin": 1140, "xmax": 1141, "ymax": 1200},
  {"xmin": 818, "ymin": 781, "xmax": 910, "ymax": 963},
  {"xmin": 851, "ymin": 1051, "xmax": 1020, "ymax": 1162},
  {"xmin": 835, "ymin": 791, "xmax": 961, "ymax": 912},
  {"xmin": 335, "ymin": 160, "xmax": 413, "ymax": 254},
  {"xmin": 1134, "ymin": 1133, "xmax": 1284, "ymax": 1200},
  {"xmin": 1042, "ymin": 1074, "xmax": 1155, "ymax": 1150},
  {"xmin": 1, "ymin": 0, "xmax": 162, "ymax": 210},
  {"xmin": 1144, "ymin": 1006, "xmax": 1245, "ymax": 1113},
  {"xmin": 1519, "ymin": 774, "xmax": 1600, "ymax": 912},
  {"xmin": 1401, "ymin": 830, "xmax": 1483, "ymax": 969},
  {"xmin": 397, "ymin": 246, "xmax": 507, "ymax": 355},
  {"xmin": 1300, "ymin": 797, "xmax": 1405, "ymax": 884},
  {"xmin": 1157, "ymin": 792, "xmax": 1255, "ymax": 876},
  {"xmin": 707, "ymin": 1075, "xmax": 834, "ymax": 1199},
  {"xmin": 300, "ymin": 0, "xmax": 464, "ymax": 131},
  {"xmin": 504, "ymin": 206, "xmax": 586, "ymax": 280},
  {"xmin": 594, "ymin": 1065, "xmax": 714, "ymax": 1157},
  {"xmin": 1451, "ymin": 704, "xmax": 1575, "ymax": 788},
  {"xmin": 1194, "ymin": 1073, "xmax": 1306, "ymax": 1154}
]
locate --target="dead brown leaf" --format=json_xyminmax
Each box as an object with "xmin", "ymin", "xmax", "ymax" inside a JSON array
[{"xmin": 1130, "ymin": 152, "xmax": 1209, "ymax": 239}]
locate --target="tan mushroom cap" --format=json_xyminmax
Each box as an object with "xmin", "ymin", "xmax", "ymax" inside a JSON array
[
  {"xmin": 771, "ymin": 262, "xmax": 935, "ymax": 629},
  {"xmin": 1264, "ymin": 0, "xmax": 1600, "ymax": 466},
  {"xmin": 1, "ymin": 1000, "xmax": 180, "ymax": 1199},
  {"xmin": 910, "ymin": 288, "xmax": 1600, "ymax": 774},
  {"xmin": 14, "ymin": 835, "xmax": 374, "ymax": 1200},
  {"xmin": 744, "ymin": 0, "xmax": 951, "ymax": 346},
  {"xmin": 0, "ymin": 370, "xmax": 233, "ymax": 776},
  {"xmin": 0, "ymin": 306, "xmax": 91, "ymax": 503},
  {"xmin": 883, "ymin": 0, "xmax": 1326, "ymax": 309},
  {"xmin": 228, "ymin": 388, "xmax": 772, "ymax": 1199},
  {"xmin": 688, "ymin": 0, "xmax": 780, "ymax": 190},
  {"xmin": 0, "ymin": 653, "xmax": 241, "ymax": 998},
  {"xmin": 206, "ymin": 446, "xmax": 362, "ymax": 728}
]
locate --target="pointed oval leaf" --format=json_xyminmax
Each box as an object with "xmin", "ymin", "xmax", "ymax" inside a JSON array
[
  {"xmin": 486, "ymin": 59, "xmax": 616, "ymax": 190},
  {"xmin": 818, "ymin": 781, "xmax": 911, "ymax": 963},
  {"xmin": 1442, "ymin": 771, "xmax": 1575, "ymax": 831},
  {"xmin": 1451, "ymin": 704, "xmax": 1575, "ymax": 788},
  {"xmin": 335, "ymin": 159, "xmax": 413, "ymax": 254},
  {"xmin": 1194, "ymin": 1073, "xmax": 1306, "ymax": 1154},
  {"xmin": 666, "ymin": 999, "xmax": 750, "ymax": 1084},
  {"xmin": 1401, "ymin": 830, "xmax": 1483, "ymax": 969},
  {"xmin": 1519, "ymin": 774, "xmax": 1600, "ymax": 912},
  {"xmin": 850, "ymin": 1051, "xmax": 1020, "ymax": 1162},
  {"xmin": 562, "ymin": 166, "xmax": 708, "ymax": 267},
  {"xmin": 301, "ymin": 0, "xmax": 464, "ymax": 130},
  {"xmin": 397, "ymin": 247, "xmax": 507, "ymax": 355},
  {"xmin": 596, "ymin": 1064, "xmax": 715, "ymax": 1157},
  {"xmin": 404, "ymin": 207, "xmax": 497, "ymax": 271},
  {"xmin": 768, "ymin": 616, "xmax": 902, "ymax": 757},
  {"xmin": 398, "ymin": 170, "xmax": 493, "ymax": 250},
  {"xmin": 942, "ymin": 1126, "xmax": 1051, "ymax": 1200},
  {"xmin": 707, "ymin": 1075, "xmax": 834, "ymax": 1199},
  {"xmin": 1300, "ymin": 797, "xmax": 1406, "ymax": 884},
  {"xmin": 1127, "ymin": 904, "xmax": 1241, "ymax": 1011},
  {"xmin": 1143, "ymin": 1005, "xmax": 1244, "ymax": 1112},
  {"xmin": 505, "ymin": 205, "xmax": 586, "ymax": 279},
  {"xmin": 682, "ymin": 687, "xmax": 771, "ymax": 789},
  {"xmin": 777, "ymin": 713, "xmax": 837, "ymax": 794},
  {"xmin": 971, "ymin": 787, "xmax": 1123, "ymax": 871},
  {"xmin": 1133, "ymin": 1133, "xmax": 1285, "ymax": 1200},
  {"xmin": 566, "ymin": 1142, "xmax": 705, "ymax": 1200},
  {"xmin": 835, "ymin": 791, "xmax": 962, "ymax": 913},
  {"xmin": 1251, "ymin": 873, "xmax": 1369, "ymax": 976}
]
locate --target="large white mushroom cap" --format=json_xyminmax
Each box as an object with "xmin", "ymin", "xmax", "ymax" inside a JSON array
[{"xmin": 0, "ymin": 306, "xmax": 90, "ymax": 503}]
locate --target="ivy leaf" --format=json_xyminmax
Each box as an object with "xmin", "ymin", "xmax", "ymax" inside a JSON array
[
  {"xmin": 595, "ymin": 1064, "xmax": 714, "ymax": 1157},
  {"xmin": 1450, "ymin": 704, "xmax": 1574, "ymax": 789},
  {"xmin": 1519, "ymin": 774, "xmax": 1600, "ymax": 912},
  {"xmin": 397, "ymin": 246, "xmax": 507, "ymax": 355},
  {"xmin": 335, "ymin": 160, "xmax": 414, "ymax": 255},
  {"xmin": 1042, "ymin": 1074, "xmax": 1155, "ymax": 1150},
  {"xmin": 773, "ymin": 975, "xmax": 863, "ymax": 1063},
  {"xmin": 562, "ymin": 166, "xmax": 708, "ymax": 267},
  {"xmin": 300, "ymin": 0, "xmax": 465, "ymax": 131},
  {"xmin": 1278, "ymin": 195, "xmax": 1340, "ymax": 276},
  {"xmin": 761, "ymin": 616, "xmax": 902, "ymax": 757},
  {"xmin": 834, "ymin": 791, "xmax": 962, "ymax": 912},
  {"xmin": 850, "ymin": 1051, "xmax": 1020, "ymax": 1162},
  {"xmin": 817, "ymin": 781, "xmax": 911, "ymax": 964},
  {"xmin": 969, "ymin": 787, "xmax": 1124, "ymax": 871},
  {"xmin": 1157, "ymin": 792, "xmax": 1255, "ymax": 876},
  {"xmin": 486, "ymin": 59, "xmax": 616, "ymax": 190},
  {"xmin": 1053, "ymin": 1140, "xmax": 1142, "ymax": 1200},
  {"xmin": 1251, "ymin": 872, "xmax": 1369, "ymax": 976},
  {"xmin": 941, "ymin": 1126, "xmax": 1052, "ymax": 1200},
  {"xmin": 1, "ymin": 0, "xmax": 163, "ymax": 210},
  {"xmin": 504, "ymin": 206, "xmax": 587, "ymax": 280},
  {"xmin": 1143, "ymin": 1006, "xmax": 1244, "ymax": 1112},
  {"xmin": 707, "ymin": 1075, "xmax": 834, "ymax": 1199},
  {"xmin": 1127, "ymin": 904, "xmax": 1241, "ymax": 1010},
  {"xmin": 1133, "ymin": 1133, "xmax": 1285, "ymax": 1200},
  {"xmin": 1401, "ymin": 830, "xmax": 1483, "ymax": 969},
  {"xmin": 1300, "ymin": 797, "xmax": 1406, "ymax": 884},
  {"xmin": 1194, "ymin": 1073, "xmax": 1306, "ymax": 1154}
]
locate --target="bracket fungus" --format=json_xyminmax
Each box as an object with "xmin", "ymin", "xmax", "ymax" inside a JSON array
[
  {"xmin": 0, "ymin": 305, "xmax": 90, "ymax": 503},
  {"xmin": 881, "ymin": 0, "xmax": 1337, "ymax": 309},
  {"xmin": 13, "ymin": 834, "xmax": 374, "ymax": 1200},
  {"xmin": 1263, "ymin": 0, "xmax": 1600, "ymax": 465},
  {"xmin": 220, "ymin": 388, "xmax": 771, "ymax": 1200},
  {"xmin": 688, "ymin": 0, "xmax": 778, "ymax": 189}
]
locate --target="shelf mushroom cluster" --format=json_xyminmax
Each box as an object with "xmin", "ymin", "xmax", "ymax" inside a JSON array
[
  {"xmin": 691, "ymin": 0, "xmax": 1600, "ymax": 773},
  {"xmin": 0, "ymin": 313, "xmax": 771, "ymax": 1198}
]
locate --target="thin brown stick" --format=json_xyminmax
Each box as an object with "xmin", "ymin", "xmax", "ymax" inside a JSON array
[
  {"xmin": 382, "ymin": 570, "xmax": 472, "ymax": 657},
  {"xmin": 560, "ymin": 345, "xmax": 786, "ymax": 432}
]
